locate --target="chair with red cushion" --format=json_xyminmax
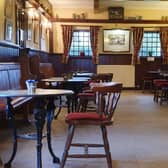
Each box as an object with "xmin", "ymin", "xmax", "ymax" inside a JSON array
[
  {"xmin": 153, "ymin": 79, "xmax": 168, "ymax": 104},
  {"xmin": 153, "ymin": 79, "xmax": 167, "ymax": 101},
  {"xmin": 60, "ymin": 82, "xmax": 122, "ymax": 168}
]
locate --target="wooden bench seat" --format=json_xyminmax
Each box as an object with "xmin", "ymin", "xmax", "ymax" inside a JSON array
[{"xmin": 0, "ymin": 63, "xmax": 32, "ymax": 121}]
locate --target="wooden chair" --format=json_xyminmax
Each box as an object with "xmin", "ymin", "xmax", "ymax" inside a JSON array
[
  {"xmin": 153, "ymin": 79, "xmax": 168, "ymax": 105},
  {"xmin": 60, "ymin": 82, "xmax": 122, "ymax": 168},
  {"xmin": 77, "ymin": 73, "xmax": 113, "ymax": 112},
  {"xmin": 142, "ymin": 76, "xmax": 154, "ymax": 93},
  {"xmin": 91, "ymin": 73, "xmax": 113, "ymax": 83},
  {"xmin": 0, "ymin": 157, "xmax": 3, "ymax": 168}
]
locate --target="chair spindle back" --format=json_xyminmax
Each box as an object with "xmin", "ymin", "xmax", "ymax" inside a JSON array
[{"xmin": 92, "ymin": 82, "xmax": 122, "ymax": 119}]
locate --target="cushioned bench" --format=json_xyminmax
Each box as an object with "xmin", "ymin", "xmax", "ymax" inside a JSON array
[{"xmin": 0, "ymin": 63, "xmax": 32, "ymax": 121}]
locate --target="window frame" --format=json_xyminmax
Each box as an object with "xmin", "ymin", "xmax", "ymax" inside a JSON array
[
  {"xmin": 69, "ymin": 29, "xmax": 92, "ymax": 57},
  {"xmin": 139, "ymin": 31, "xmax": 161, "ymax": 57}
]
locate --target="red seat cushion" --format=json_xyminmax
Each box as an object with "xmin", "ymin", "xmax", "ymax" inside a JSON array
[
  {"xmin": 153, "ymin": 79, "xmax": 168, "ymax": 83},
  {"xmin": 78, "ymin": 93, "xmax": 94, "ymax": 97},
  {"xmin": 156, "ymin": 82, "xmax": 168, "ymax": 87},
  {"xmin": 83, "ymin": 89, "xmax": 93, "ymax": 93},
  {"xmin": 0, "ymin": 103, "xmax": 6, "ymax": 111},
  {"xmin": 66, "ymin": 112, "xmax": 107, "ymax": 121}
]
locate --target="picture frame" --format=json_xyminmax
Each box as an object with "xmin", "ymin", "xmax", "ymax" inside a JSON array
[
  {"xmin": 5, "ymin": 19, "xmax": 13, "ymax": 41},
  {"xmin": 108, "ymin": 7, "xmax": 124, "ymax": 20},
  {"xmin": 27, "ymin": 22, "xmax": 32, "ymax": 41},
  {"xmin": 41, "ymin": 25, "xmax": 45, "ymax": 39},
  {"xmin": 34, "ymin": 21, "xmax": 39, "ymax": 44},
  {"xmin": 103, "ymin": 29, "xmax": 130, "ymax": 52},
  {"xmin": 5, "ymin": 0, "xmax": 13, "ymax": 19}
]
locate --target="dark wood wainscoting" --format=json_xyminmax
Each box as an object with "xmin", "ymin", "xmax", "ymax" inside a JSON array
[
  {"xmin": 99, "ymin": 53, "xmax": 132, "ymax": 65},
  {"xmin": 135, "ymin": 63, "xmax": 168, "ymax": 89},
  {"xmin": 21, "ymin": 48, "xmax": 50, "ymax": 62},
  {"xmin": 68, "ymin": 56, "xmax": 96, "ymax": 73},
  {"xmin": 48, "ymin": 54, "xmax": 96, "ymax": 76},
  {"xmin": 48, "ymin": 54, "xmax": 65, "ymax": 76},
  {"xmin": 0, "ymin": 41, "xmax": 20, "ymax": 62},
  {"xmin": 20, "ymin": 49, "xmax": 96, "ymax": 76}
]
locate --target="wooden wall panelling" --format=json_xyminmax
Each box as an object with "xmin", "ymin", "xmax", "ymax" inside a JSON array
[
  {"xmin": 8, "ymin": 65, "xmax": 21, "ymax": 89},
  {"xmin": 0, "ymin": 63, "xmax": 21, "ymax": 90},
  {"xmin": 135, "ymin": 63, "xmax": 162, "ymax": 89},
  {"xmin": 68, "ymin": 57, "xmax": 96, "ymax": 73},
  {"xmin": 135, "ymin": 57, "xmax": 168, "ymax": 89},
  {"xmin": 48, "ymin": 54, "xmax": 63, "ymax": 76},
  {"xmin": 99, "ymin": 53, "xmax": 132, "ymax": 65},
  {"xmin": 48, "ymin": 54, "xmax": 96, "ymax": 76},
  {"xmin": 0, "ymin": 67, "xmax": 10, "ymax": 90},
  {"xmin": 0, "ymin": 41, "xmax": 20, "ymax": 62}
]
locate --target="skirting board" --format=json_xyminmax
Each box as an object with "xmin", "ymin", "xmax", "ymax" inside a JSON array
[{"xmin": 97, "ymin": 65, "xmax": 135, "ymax": 87}]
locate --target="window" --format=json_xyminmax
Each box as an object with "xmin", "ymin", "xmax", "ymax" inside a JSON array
[
  {"xmin": 69, "ymin": 30, "xmax": 92, "ymax": 57},
  {"xmin": 139, "ymin": 32, "xmax": 161, "ymax": 57}
]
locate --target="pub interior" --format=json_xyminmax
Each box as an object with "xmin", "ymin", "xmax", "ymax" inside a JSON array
[{"xmin": 0, "ymin": 0, "xmax": 168, "ymax": 168}]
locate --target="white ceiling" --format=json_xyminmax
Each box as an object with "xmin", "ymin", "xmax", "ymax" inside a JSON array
[{"xmin": 48, "ymin": 0, "xmax": 168, "ymax": 10}]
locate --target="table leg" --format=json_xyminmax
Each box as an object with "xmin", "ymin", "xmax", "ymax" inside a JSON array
[
  {"xmin": 34, "ymin": 98, "xmax": 47, "ymax": 168},
  {"xmin": 46, "ymin": 98, "xmax": 60, "ymax": 163},
  {"xmin": 54, "ymin": 96, "xmax": 63, "ymax": 119},
  {"xmin": 4, "ymin": 98, "xmax": 18, "ymax": 168},
  {"xmin": 66, "ymin": 95, "xmax": 73, "ymax": 113}
]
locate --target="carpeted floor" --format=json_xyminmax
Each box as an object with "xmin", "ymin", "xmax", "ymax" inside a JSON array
[{"xmin": 0, "ymin": 90, "xmax": 168, "ymax": 168}]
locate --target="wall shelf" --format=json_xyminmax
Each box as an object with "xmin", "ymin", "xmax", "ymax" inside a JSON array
[{"xmin": 51, "ymin": 18, "xmax": 168, "ymax": 24}]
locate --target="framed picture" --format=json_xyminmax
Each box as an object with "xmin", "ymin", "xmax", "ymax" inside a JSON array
[
  {"xmin": 27, "ymin": 22, "xmax": 32, "ymax": 41},
  {"xmin": 5, "ymin": 19, "xmax": 13, "ymax": 41},
  {"xmin": 108, "ymin": 7, "xmax": 124, "ymax": 20},
  {"xmin": 34, "ymin": 21, "xmax": 39, "ymax": 44},
  {"xmin": 103, "ymin": 29, "xmax": 130, "ymax": 52},
  {"xmin": 41, "ymin": 25, "xmax": 46, "ymax": 39},
  {"xmin": 5, "ymin": 0, "xmax": 13, "ymax": 18}
]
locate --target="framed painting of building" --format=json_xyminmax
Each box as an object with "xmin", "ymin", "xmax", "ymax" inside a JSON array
[{"xmin": 103, "ymin": 29, "xmax": 130, "ymax": 52}]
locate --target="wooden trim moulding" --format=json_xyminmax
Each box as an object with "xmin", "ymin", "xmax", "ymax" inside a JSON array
[{"xmin": 51, "ymin": 18, "xmax": 168, "ymax": 24}]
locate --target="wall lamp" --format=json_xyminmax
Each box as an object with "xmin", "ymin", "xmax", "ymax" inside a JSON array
[
  {"xmin": 41, "ymin": 18, "xmax": 52, "ymax": 32},
  {"xmin": 27, "ymin": 8, "xmax": 39, "ymax": 21}
]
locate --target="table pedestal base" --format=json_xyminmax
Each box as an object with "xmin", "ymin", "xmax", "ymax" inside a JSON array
[{"xmin": 5, "ymin": 96, "xmax": 60, "ymax": 168}]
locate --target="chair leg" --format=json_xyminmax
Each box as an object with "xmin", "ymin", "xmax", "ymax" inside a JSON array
[
  {"xmin": 60, "ymin": 124, "xmax": 75, "ymax": 168},
  {"xmin": 101, "ymin": 126, "xmax": 112, "ymax": 168},
  {"xmin": 82, "ymin": 100, "xmax": 88, "ymax": 112}
]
